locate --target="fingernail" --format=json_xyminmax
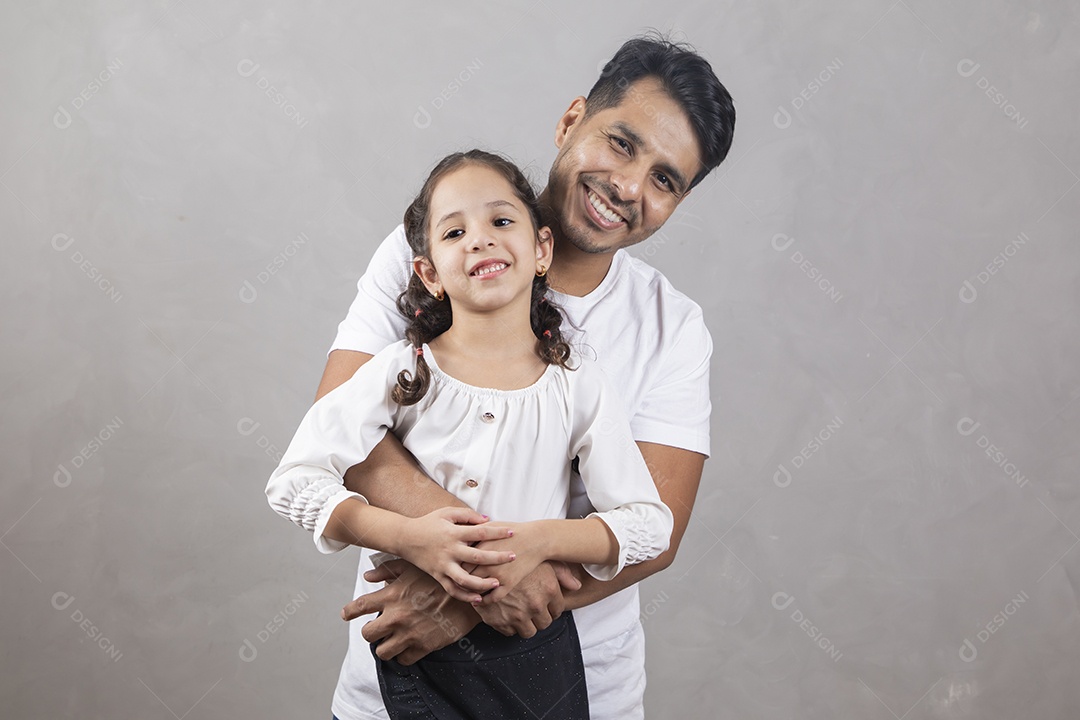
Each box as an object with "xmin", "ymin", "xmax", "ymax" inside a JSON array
[
  {"xmin": 507, "ymin": 530, "xmax": 514, "ymax": 537},
  {"xmin": 482, "ymin": 514, "xmax": 489, "ymax": 519},
  {"xmin": 509, "ymin": 554, "xmax": 516, "ymax": 561}
]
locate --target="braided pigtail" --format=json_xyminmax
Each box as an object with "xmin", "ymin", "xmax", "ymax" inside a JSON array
[
  {"xmin": 391, "ymin": 161, "xmax": 458, "ymax": 406},
  {"xmin": 391, "ymin": 271, "xmax": 453, "ymax": 406},
  {"xmin": 530, "ymin": 275, "xmax": 573, "ymax": 369}
]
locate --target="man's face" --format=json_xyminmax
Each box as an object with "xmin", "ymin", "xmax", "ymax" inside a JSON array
[{"xmin": 546, "ymin": 76, "xmax": 702, "ymax": 255}]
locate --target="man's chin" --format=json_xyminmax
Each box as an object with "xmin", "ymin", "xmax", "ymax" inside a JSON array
[
  {"xmin": 561, "ymin": 215, "xmax": 633, "ymax": 254},
  {"xmin": 562, "ymin": 226, "xmax": 617, "ymax": 255}
]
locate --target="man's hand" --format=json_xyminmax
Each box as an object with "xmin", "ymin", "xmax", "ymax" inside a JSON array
[
  {"xmin": 341, "ymin": 560, "xmax": 480, "ymax": 665},
  {"xmin": 474, "ymin": 561, "xmax": 581, "ymax": 637}
]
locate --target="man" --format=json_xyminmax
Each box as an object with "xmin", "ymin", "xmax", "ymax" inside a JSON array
[{"xmin": 313, "ymin": 34, "xmax": 734, "ymax": 719}]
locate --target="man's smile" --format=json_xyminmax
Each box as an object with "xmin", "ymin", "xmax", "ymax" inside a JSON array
[{"xmin": 583, "ymin": 184, "xmax": 628, "ymax": 230}]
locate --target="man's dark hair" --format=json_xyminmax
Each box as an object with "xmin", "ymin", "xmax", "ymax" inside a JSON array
[{"xmin": 586, "ymin": 32, "xmax": 736, "ymax": 191}]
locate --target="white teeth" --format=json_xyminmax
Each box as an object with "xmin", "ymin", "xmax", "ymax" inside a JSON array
[
  {"xmin": 587, "ymin": 189, "xmax": 625, "ymax": 224},
  {"xmin": 472, "ymin": 262, "xmax": 507, "ymax": 276}
]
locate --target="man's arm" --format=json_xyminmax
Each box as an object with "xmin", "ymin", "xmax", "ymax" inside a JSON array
[
  {"xmin": 316, "ymin": 349, "xmax": 372, "ymax": 401},
  {"xmin": 559, "ymin": 441, "xmax": 705, "ymax": 609}
]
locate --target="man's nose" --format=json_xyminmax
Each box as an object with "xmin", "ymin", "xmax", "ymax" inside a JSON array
[{"xmin": 610, "ymin": 163, "xmax": 644, "ymax": 204}]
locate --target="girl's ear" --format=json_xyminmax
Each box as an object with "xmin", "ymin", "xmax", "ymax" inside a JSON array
[
  {"xmin": 412, "ymin": 256, "xmax": 442, "ymax": 297},
  {"xmin": 535, "ymin": 226, "xmax": 554, "ymax": 270}
]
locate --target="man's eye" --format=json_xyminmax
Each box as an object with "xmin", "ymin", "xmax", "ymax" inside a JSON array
[
  {"xmin": 610, "ymin": 135, "xmax": 631, "ymax": 154},
  {"xmin": 655, "ymin": 173, "xmax": 671, "ymax": 188}
]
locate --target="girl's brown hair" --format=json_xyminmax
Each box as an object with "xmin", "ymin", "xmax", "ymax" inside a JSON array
[{"xmin": 392, "ymin": 150, "xmax": 572, "ymax": 405}]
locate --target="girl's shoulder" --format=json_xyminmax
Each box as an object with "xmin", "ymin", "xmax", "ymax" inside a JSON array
[{"xmin": 371, "ymin": 338, "xmax": 415, "ymax": 361}]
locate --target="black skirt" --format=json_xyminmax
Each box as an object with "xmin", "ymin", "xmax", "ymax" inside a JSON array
[{"xmin": 373, "ymin": 612, "xmax": 589, "ymax": 719}]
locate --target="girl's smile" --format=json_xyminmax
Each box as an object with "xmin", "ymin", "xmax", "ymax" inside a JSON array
[{"xmin": 469, "ymin": 258, "xmax": 511, "ymax": 279}]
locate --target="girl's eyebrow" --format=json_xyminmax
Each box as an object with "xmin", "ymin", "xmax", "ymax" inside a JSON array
[{"xmin": 435, "ymin": 200, "xmax": 519, "ymax": 227}]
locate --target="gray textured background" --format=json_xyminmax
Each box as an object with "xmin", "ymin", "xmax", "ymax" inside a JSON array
[{"xmin": 3, "ymin": 1, "xmax": 1078, "ymax": 718}]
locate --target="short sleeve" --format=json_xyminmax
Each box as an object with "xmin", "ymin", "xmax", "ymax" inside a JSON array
[
  {"xmin": 266, "ymin": 343, "xmax": 406, "ymax": 553},
  {"xmin": 328, "ymin": 225, "xmax": 413, "ymax": 357},
  {"xmin": 568, "ymin": 361, "xmax": 674, "ymax": 581},
  {"xmin": 630, "ymin": 306, "xmax": 712, "ymax": 457}
]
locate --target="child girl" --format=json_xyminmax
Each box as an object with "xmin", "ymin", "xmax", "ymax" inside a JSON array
[{"xmin": 265, "ymin": 150, "xmax": 673, "ymax": 719}]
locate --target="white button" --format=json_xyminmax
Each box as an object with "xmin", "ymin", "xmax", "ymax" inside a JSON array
[
  {"xmin": 481, "ymin": 412, "xmax": 495, "ymax": 423},
  {"xmin": 465, "ymin": 479, "xmax": 479, "ymax": 488}
]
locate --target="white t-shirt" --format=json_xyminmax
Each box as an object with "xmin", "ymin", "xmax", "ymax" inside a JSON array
[
  {"xmin": 266, "ymin": 339, "xmax": 674, "ymax": 580},
  {"xmin": 326, "ymin": 225, "xmax": 712, "ymax": 720}
]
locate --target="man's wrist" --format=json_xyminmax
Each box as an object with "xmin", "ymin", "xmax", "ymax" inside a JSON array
[{"xmin": 435, "ymin": 592, "xmax": 481, "ymax": 637}]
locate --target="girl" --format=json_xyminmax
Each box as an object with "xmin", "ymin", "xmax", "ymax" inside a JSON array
[{"xmin": 266, "ymin": 150, "xmax": 673, "ymax": 719}]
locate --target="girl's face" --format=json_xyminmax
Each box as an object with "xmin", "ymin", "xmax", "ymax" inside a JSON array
[{"xmin": 415, "ymin": 163, "xmax": 552, "ymax": 315}]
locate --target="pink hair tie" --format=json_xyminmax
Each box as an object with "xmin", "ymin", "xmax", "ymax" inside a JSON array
[
  {"xmin": 415, "ymin": 347, "xmax": 423, "ymax": 357},
  {"xmin": 414, "ymin": 308, "xmax": 422, "ymax": 317},
  {"xmin": 543, "ymin": 330, "xmax": 552, "ymax": 338}
]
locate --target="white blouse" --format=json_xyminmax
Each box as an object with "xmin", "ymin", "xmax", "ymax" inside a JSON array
[{"xmin": 265, "ymin": 339, "xmax": 673, "ymax": 581}]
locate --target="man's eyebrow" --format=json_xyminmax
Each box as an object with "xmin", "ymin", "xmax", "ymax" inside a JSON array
[
  {"xmin": 611, "ymin": 121, "xmax": 689, "ymax": 193},
  {"xmin": 435, "ymin": 200, "xmax": 518, "ymax": 228}
]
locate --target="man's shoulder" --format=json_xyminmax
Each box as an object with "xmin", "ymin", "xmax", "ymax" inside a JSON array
[
  {"xmin": 379, "ymin": 224, "xmax": 409, "ymax": 255},
  {"xmin": 361, "ymin": 224, "xmax": 412, "ymax": 285},
  {"xmin": 610, "ymin": 250, "xmax": 707, "ymax": 325}
]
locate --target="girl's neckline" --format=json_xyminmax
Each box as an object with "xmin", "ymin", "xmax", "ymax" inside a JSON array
[{"xmin": 421, "ymin": 342, "xmax": 558, "ymax": 397}]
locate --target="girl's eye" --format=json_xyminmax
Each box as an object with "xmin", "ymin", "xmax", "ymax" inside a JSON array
[
  {"xmin": 493, "ymin": 217, "xmax": 512, "ymax": 227},
  {"xmin": 443, "ymin": 228, "xmax": 463, "ymax": 240}
]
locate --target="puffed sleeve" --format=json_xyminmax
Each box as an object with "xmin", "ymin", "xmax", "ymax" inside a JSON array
[
  {"xmin": 327, "ymin": 225, "xmax": 412, "ymax": 357},
  {"xmin": 265, "ymin": 342, "xmax": 405, "ymax": 553},
  {"xmin": 567, "ymin": 360, "xmax": 675, "ymax": 580}
]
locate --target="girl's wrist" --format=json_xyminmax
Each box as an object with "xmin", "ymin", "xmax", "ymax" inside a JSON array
[
  {"xmin": 392, "ymin": 516, "xmax": 420, "ymax": 561},
  {"xmin": 530, "ymin": 520, "xmax": 558, "ymax": 560}
]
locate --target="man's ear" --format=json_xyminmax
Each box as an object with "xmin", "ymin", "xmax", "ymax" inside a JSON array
[
  {"xmin": 535, "ymin": 226, "xmax": 554, "ymax": 269},
  {"xmin": 554, "ymin": 96, "xmax": 587, "ymax": 150},
  {"xmin": 412, "ymin": 256, "xmax": 441, "ymax": 297}
]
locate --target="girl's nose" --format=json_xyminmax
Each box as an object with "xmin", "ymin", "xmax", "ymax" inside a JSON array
[{"xmin": 469, "ymin": 232, "xmax": 496, "ymax": 250}]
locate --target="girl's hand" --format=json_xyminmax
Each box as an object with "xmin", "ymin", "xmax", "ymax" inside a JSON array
[
  {"xmin": 398, "ymin": 507, "xmax": 516, "ymax": 603},
  {"xmin": 469, "ymin": 523, "xmax": 549, "ymax": 605}
]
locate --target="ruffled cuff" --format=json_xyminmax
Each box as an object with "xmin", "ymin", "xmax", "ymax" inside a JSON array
[
  {"xmin": 581, "ymin": 512, "xmax": 626, "ymax": 581},
  {"xmin": 311, "ymin": 484, "xmax": 366, "ymax": 554},
  {"xmin": 582, "ymin": 509, "xmax": 668, "ymax": 581}
]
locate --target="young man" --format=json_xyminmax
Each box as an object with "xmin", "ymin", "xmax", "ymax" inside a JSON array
[{"xmin": 312, "ymin": 35, "xmax": 734, "ymax": 719}]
